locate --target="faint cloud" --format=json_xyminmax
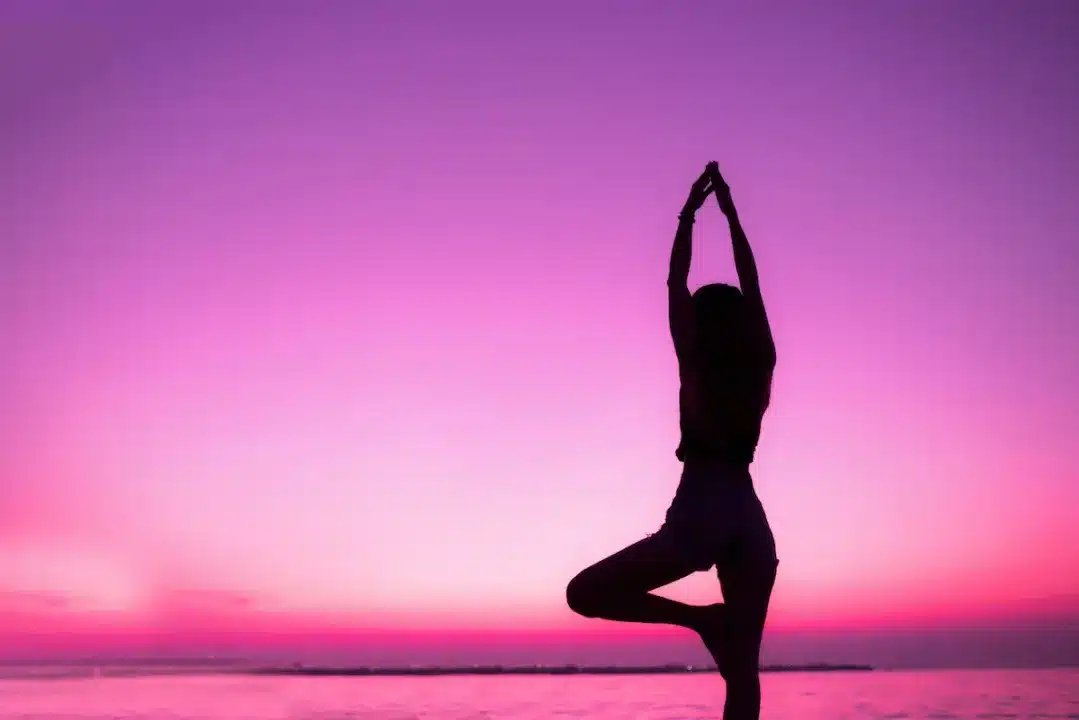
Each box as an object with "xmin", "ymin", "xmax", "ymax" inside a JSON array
[
  {"xmin": 151, "ymin": 587, "xmax": 262, "ymax": 617},
  {"xmin": 0, "ymin": 589, "xmax": 74, "ymax": 613},
  {"xmin": 0, "ymin": 540, "xmax": 146, "ymax": 612}
]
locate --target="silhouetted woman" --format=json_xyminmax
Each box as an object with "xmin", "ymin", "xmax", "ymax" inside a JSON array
[{"xmin": 566, "ymin": 162, "xmax": 778, "ymax": 720}]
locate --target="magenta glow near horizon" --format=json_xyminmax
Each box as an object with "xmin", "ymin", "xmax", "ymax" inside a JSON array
[{"xmin": 3, "ymin": 1, "xmax": 1078, "ymax": 666}]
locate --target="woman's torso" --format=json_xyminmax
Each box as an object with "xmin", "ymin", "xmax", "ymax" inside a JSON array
[{"xmin": 675, "ymin": 351, "xmax": 773, "ymax": 465}]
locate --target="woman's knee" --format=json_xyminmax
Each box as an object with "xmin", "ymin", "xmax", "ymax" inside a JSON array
[
  {"xmin": 717, "ymin": 636, "xmax": 763, "ymax": 688},
  {"xmin": 565, "ymin": 569, "xmax": 604, "ymax": 618},
  {"xmin": 719, "ymin": 658, "xmax": 760, "ymax": 685},
  {"xmin": 716, "ymin": 624, "xmax": 764, "ymax": 684}
]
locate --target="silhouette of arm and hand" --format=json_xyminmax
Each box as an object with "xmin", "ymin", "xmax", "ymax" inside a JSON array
[
  {"xmin": 707, "ymin": 161, "xmax": 776, "ymax": 367},
  {"xmin": 668, "ymin": 167, "xmax": 712, "ymax": 368}
]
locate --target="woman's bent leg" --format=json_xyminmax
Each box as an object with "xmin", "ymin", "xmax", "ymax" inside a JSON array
[{"xmin": 565, "ymin": 532, "xmax": 703, "ymax": 629}]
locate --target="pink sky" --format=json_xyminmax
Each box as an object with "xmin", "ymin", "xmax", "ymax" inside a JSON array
[{"xmin": 3, "ymin": 1, "xmax": 1079, "ymax": 668}]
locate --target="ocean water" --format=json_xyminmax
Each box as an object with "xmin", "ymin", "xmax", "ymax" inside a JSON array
[{"xmin": 1, "ymin": 669, "xmax": 1077, "ymax": 719}]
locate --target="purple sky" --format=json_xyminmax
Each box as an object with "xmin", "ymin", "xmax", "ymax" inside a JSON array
[{"xmin": 3, "ymin": 0, "xmax": 1079, "ymax": 668}]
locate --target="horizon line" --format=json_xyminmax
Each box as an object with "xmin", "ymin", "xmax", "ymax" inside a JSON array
[{"xmin": 3, "ymin": 660, "xmax": 1079, "ymax": 675}]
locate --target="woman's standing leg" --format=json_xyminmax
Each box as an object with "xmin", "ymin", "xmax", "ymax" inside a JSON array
[{"xmin": 714, "ymin": 555, "xmax": 776, "ymax": 720}]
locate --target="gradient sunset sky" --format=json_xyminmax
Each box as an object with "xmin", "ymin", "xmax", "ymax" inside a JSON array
[{"xmin": 4, "ymin": 0, "xmax": 1079, "ymax": 668}]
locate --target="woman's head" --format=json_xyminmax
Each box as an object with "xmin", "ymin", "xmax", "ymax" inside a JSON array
[
  {"xmin": 691, "ymin": 283, "xmax": 750, "ymax": 353},
  {"xmin": 692, "ymin": 282, "xmax": 745, "ymax": 325}
]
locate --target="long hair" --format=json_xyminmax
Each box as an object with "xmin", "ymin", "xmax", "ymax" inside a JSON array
[{"xmin": 686, "ymin": 283, "xmax": 771, "ymax": 455}]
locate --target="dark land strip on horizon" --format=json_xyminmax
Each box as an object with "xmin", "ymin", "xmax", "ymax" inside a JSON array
[{"xmin": 0, "ymin": 660, "xmax": 874, "ymax": 678}]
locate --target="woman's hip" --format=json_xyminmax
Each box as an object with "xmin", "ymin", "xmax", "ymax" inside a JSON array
[{"xmin": 661, "ymin": 460, "xmax": 777, "ymax": 570}]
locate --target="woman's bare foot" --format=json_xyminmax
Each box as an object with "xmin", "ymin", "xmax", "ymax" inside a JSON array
[{"xmin": 691, "ymin": 603, "xmax": 727, "ymax": 668}]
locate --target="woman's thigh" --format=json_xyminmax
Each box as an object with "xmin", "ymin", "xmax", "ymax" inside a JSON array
[{"xmin": 569, "ymin": 531, "xmax": 698, "ymax": 597}]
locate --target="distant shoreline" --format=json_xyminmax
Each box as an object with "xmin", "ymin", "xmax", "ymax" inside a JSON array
[
  {"xmin": 247, "ymin": 663, "xmax": 875, "ymax": 676},
  {"xmin": 0, "ymin": 662, "xmax": 874, "ymax": 679}
]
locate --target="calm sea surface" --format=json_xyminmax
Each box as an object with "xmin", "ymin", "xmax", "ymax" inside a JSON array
[{"xmin": 1, "ymin": 669, "xmax": 1077, "ymax": 719}]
